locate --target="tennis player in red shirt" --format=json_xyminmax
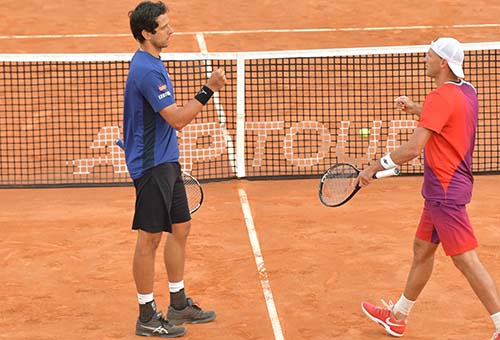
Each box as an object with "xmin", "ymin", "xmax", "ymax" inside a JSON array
[{"xmin": 356, "ymin": 37, "xmax": 500, "ymax": 339}]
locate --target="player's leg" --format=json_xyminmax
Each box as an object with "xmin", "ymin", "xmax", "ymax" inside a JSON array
[
  {"xmin": 361, "ymin": 238, "xmax": 438, "ymax": 337},
  {"xmin": 398, "ymin": 238, "xmax": 439, "ymax": 316},
  {"xmin": 433, "ymin": 202, "xmax": 500, "ymax": 336},
  {"xmin": 165, "ymin": 220, "xmax": 191, "ymax": 309},
  {"xmin": 451, "ymin": 249, "xmax": 500, "ymax": 313},
  {"xmin": 394, "ymin": 201, "xmax": 442, "ymax": 318},
  {"xmin": 132, "ymin": 165, "xmax": 186, "ymax": 337},
  {"xmin": 132, "ymin": 171, "xmax": 168, "ymax": 323},
  {"xmin": 164, "ymin": 164, "xmax": 192, "ymax": 311},
  {"xmin": 451, "ymin": 250, "xmax": 500, "ymax": 331},
  {"xmin": 361, "ymin": 202, "xmax": 438, "ymax": 337},
  {"xmin": 133, "ymin": 230, "xmax": 164, "ymax": 326},
  {"xmin": 134, "ymin": 230, "xmax": 162, "ymax": 296},
  {"xmin": 165, "ymin": 221, "xmax": 216, "ymax": 325},
  {"xmin": 165, "ymin": 168, "xmax": 216, "ymax": 325}
]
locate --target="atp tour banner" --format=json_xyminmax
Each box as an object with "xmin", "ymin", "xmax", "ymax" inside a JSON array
[{"xmin": 65, "ymin": 118, "xmax": 420, "ymax": 182}]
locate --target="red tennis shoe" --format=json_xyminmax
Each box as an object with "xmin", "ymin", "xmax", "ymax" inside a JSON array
[
  {"xmin": 492, "ymin": 330, "xmax": 500, "ymax": 340},
  {"xmin": 361, "ymin": 300, "xmax": 407, "ymax": 337}
]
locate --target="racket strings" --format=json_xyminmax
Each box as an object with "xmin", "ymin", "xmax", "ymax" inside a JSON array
[
  {"xmin": 321, "ymin": 165, "xmax": 358, "ymax": 206},
  {"xmin": 182, "ymin": 175, "xmax": 202, "ymax": 212}
]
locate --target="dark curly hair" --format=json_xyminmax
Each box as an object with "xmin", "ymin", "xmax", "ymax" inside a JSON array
[{"xmin": 129, "ymin": 1, "xmax": 168, "ymax": 43}]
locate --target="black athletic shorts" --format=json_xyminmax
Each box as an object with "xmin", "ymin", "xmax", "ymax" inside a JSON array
[{"xmin": 132, "ymin": 162, "xmax": 191, "ymax": 233}]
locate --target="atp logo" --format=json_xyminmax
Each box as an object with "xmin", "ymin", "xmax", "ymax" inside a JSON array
[{"xmin": 66, "ymin": 126, "xmax": 128, "ymax": 175}]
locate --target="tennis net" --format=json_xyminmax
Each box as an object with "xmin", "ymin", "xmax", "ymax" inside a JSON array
[{"xmin": 1, "ymin": 42, "xmax": 499, "ymax": 187}]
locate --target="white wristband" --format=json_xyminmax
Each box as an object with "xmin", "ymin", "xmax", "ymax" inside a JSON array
[{"xmin": 380, "ymin": 153, "xmax": 397, "ymax": 169}]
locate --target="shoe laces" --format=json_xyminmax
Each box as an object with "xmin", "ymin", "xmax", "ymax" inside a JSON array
[
  {"xmin": 186, "ymin": 297, "xmax": 202, "ymax": 311},
  {"xmin": 380, "ymin": 299, "xmax": 395, "ymax": 312},
  {"xmin": 155, "ymin": 312, "xmax": 173, "ymax": 328}
]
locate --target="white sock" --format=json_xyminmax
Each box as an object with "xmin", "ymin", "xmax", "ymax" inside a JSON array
[
  {"xmin": 491, "ymin": 311, "xmax": 500, "ymax": 330},
  {"xmin": 169, "ymin": 280, "xmax": 184, "ymax": 293},
  {"xmin": 137, "ymin": 292, "xmax": 154, "ymax": 305},
  {"xmin": 393, "ymin": 294, "xmax": 415, "ymax": 317}
]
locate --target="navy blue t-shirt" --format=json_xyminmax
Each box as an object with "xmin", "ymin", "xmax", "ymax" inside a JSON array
[{"xmin": 123, "ymin": 50, "xmax": 178, "ymax": 179}]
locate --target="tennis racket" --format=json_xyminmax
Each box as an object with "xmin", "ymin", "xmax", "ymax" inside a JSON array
[
  {"xmin": 319, "ymin": 162, "xmax": 400, "ymax": 207},
  {"xmin": 114, "ymin": 139, "xmax": 203, "ymax": 214}
]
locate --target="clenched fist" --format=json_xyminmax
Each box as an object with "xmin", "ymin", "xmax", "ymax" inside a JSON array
[{"xmin": 206, "ymin": 68, "xmax": 226, "ymax": 92}]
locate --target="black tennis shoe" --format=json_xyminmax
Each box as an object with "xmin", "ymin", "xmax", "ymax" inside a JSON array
[
  {"xmin": 166, "ymin": 298, "xmax": 216, "ymax": 325},
  {"xmin": 136, "ymin": 311, "xmax": 186, "ymax": 338}
]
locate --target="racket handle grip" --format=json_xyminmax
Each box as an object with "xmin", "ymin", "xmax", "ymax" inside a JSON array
[
  {"xmin": 115, "ymin": 138, "xmax": 125, "ymax": 150},
  {"xmin": 373, "ymin": 167, "xmax": 400, "ymax": 179}
]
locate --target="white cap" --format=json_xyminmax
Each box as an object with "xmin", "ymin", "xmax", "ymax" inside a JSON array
[{"xmin": 430, "ymin": 37, "xmax": 465, "ymax": 78}]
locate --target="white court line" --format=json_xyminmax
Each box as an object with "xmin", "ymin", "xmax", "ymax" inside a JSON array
[
  {"xmin": 195, "ymin": 32, "xmax": 237, "ymax": 174},
  {"xmin": 196, "ymin": 32, "xmax": 209, "ymax": 53},
  {"xmin": 238, "ymin": 188, "xmax": 285, "ymax": 340},
  {"xmin": 1, "ymin": 24, "xmax": 499, "ymax": 39}
]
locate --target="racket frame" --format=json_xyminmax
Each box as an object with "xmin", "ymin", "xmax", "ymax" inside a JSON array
[
  {"xmin": 318, "ymin": 162, "xmax": 399, "ymax": 207},
  {"xmin": 181, "ymin": 171, "xmax": 204, "ymax": 214}
]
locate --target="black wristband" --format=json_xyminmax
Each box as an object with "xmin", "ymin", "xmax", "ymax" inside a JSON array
[{"xmin": 194, "ymin": 85, "xmax": 214, "ymax": 105}]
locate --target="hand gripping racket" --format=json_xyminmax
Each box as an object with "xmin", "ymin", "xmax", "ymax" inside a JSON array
[
  {"xmin": 319, "ymin": 162, "xmax": 400, "ymax": 207},
  {"xmin": 114, "ymin": 139, "xmax": 203, "ymax": 214}
]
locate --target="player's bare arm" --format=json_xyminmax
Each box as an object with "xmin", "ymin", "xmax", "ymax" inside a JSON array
[
  {"xmin": 356, "ymin": 126, "xmax": 432, "ymax": 187},
  {"xmin": 159, "ymin": 68, "xmax": 226, "ymax": 130}
]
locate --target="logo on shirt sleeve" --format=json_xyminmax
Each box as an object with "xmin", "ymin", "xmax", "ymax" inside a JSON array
[{"xmin": 158, "ymin": 83, "xmax": 171, "ymax": 100}]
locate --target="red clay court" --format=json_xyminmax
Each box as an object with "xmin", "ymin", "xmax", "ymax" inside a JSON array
[{"xmin": 1, "ymin": 1, "xmax": 500, "ymax": 339}]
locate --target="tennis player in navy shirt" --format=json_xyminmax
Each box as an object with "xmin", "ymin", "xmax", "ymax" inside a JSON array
[{"xmin": 124, "ymin": 1, "xmax": 226, "ymax": 337}]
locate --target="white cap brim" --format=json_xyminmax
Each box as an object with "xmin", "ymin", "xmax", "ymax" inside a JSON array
[{"xmin": 448, "ymin": 62, "xmax": 464, "ymax": 78}]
